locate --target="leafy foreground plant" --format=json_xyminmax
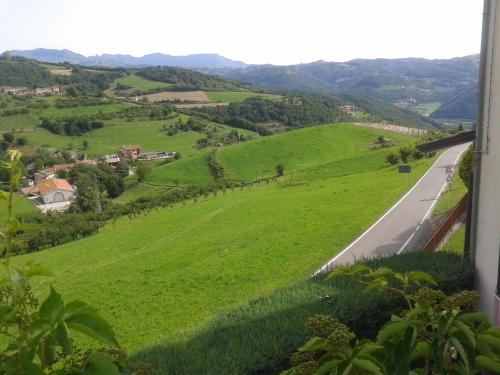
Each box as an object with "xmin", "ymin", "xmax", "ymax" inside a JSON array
[
  {"xmin": 0, "ymin": 151, "xmax": 148, "ymax": 374},
  {"xmin": 283, "ymin": 264, "xmax": 500, "ymax": 375}
]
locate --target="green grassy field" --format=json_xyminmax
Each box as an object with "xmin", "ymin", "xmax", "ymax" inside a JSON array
[
  {"xmin": 23, "ymin": 119, "xmax": 203, "ymax": 157},
  {"xmin": 442, "ymin": 224, "xmax": 465, "ymax": 254},
  {"xmin": 0, "ymin": 193, "xmax": 37, "ymax": 218},
  {"xmin": 0, "ymin": 96, "xmax": 133, "ymax": 132},
  {"xmin": 205, "ymin": 91, "xmax": 281, "ymax": 103},
  {"xmin": 412, "ymin": 102, "xmax": 441, "ymax": 116},
  {"xmin": 113, "ymin": 74, "xmax": 172, "ymax": 91},
  {"xmin": 31, "ymin": 101, "xmax": 133, "ymax": 119},
  {"xmin": 147, "ymin": 152, "xmax": 214, "ymax": 186},
  {"xmin": 218, "ymin": 124, "xmax": 415, "ymax": 181},
  {"xmin": 12, "ymin": 125, "xmax": 436, "ymax": 358}
]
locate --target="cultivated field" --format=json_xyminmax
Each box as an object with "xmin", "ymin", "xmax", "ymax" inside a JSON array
[
  {"xmin": 135, "ymin": 90, "xmax": 209, "ymax": 103},
  {"xmin": 205, "ymin": 91, "xmax": 281, "ymax": 103},
  {"xmin": 113, "ymin": 74, "xmax": 172, "ymax": 91}
]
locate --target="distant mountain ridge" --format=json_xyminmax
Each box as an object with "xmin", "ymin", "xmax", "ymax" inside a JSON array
[
  {"xmin": 3, "ymin": 49, "xmax": 480, "ymax": 120},
  {"xmin": 5, "ymin": 48, "xmax": 249, "ymax": 69}
]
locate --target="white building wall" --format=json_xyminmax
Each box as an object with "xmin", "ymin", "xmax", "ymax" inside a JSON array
[
  {"xmin": 42, "ymin": 189, "xmax": 74, "ymax": 204},
  {"xmin": 475, "ymin": 0, "xmax": 500, "ymax": 322}
]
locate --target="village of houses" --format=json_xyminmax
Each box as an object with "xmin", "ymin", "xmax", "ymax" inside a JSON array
[{"xmin": 19, "ymin": 145, "xmax": 176, "ymax": 213}]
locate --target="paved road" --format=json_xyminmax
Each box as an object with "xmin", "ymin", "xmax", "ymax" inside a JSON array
[{"xmin": 316, "ymin": 143, "xmax": 470, "ymax": 274}]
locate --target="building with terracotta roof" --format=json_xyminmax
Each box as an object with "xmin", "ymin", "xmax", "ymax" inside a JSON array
[
  {"xmin": 119, "ymin": 145, "xmax": 142, "ymax": 160},
  {"xmin": 34, "ymin": 163, "xmax": 74, "ymax": 183},
  {"xmin": 21, "ymin": 178, "xmax": 75, "ymax": 205}
]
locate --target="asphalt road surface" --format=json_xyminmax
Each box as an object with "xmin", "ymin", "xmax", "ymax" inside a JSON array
[{"xmin": 316, "ymin": 143, "xmax": 470, "ymax": 274}]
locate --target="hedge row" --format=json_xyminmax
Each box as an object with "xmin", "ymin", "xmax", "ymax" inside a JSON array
[{"xmin": 132, "ymin": 251, "xmax": 474, "ymax": 374}]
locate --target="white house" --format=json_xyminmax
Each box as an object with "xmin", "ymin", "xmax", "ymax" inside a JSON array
[{"xmin": 38, "ymin": 178, "xmax": 75, "ymax": 204}]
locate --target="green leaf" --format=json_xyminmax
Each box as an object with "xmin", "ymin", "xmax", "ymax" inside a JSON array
[
  {"xmin": 352, "ymin": 358, "xmax": 384, "ymax": 375},
  {"xmin": 54, "ymin": 322, "xmax": 72, "ymax": 354},
  {"xmin": 357, "ymin": 342, "xmax": 383, "ymax": 356},
  {"xmin": 475, "ymin": 355, "xmax": 500, "ymax": 372},
  {"xmin": 63, "ymin": 300, "xmax": 97, "ymax": 319},
  {"xmin": 407, "ymin": 271, "xmax": 437, "ymax": 286},
  {"xmin": 299, "ymin": 337, "xmax": 328, "ymax": 353},
  {"xmin": 351, "ymin": 264, "xmax": 372, "ymax": 275},
  {"xmin": 314, "ymin": 359, "xmax": 339, "ymax": 375},
  {"xmin": 458, "ymin": 311, "xmax": 490, "ymax": 325},
  {"xmin": 0, "ymin": 305, "xmax": 13, "ymax": 322},
  {"xmin": 478, "ymin": 333, "xmax": 500, "ymax": 352},
  {"xmin": 453, "ymin": 320, "xmax": 476, "ymax": 346},
  {"xmin": 450, "ymin": 336, "xmax": 471, "ymax": 373},
  {"xmin": 370, "ymin": 267, "xmax": 394, "ymax": 278},
  {"xmin": 377, "ymin": 321, "xmax": 409, "ymax": 343},
  {"xmin": 24, "ymin": 262, "xmax": 54, "ymax": 279},
  {"xmin": 365, "ymin": 278, "xmax": 388, "ymax": 292},
  {"xmin": 409, "ymin": 341, "xmax": 429, "ymax": 361},
  {"xmin": 28, "ymin": 319, "xmax": 51, "ymax": 341},
  {"xmin": 66, "ymin": 312, "xmax": 119, "ymax": 347},
  {"xmin": 40, "ymin": 286, "xmax": 65, "ymax": 324},
  {"xmin": 84, "ymin": 352, "xmax": 120, "ymax": 375},
  {"xmin": 0, "ymin": 190, "xmax": 7, "ymax": 200}
]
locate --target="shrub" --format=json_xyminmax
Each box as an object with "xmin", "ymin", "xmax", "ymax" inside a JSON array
[
  {"xmin": 15, "ymin": 136, "xmax": 27, "ymax": 146},
  {"xmin": 412, "ymin": 148, "xmax": 423, "ymax": 159},
  {"xmin": 284, "ymin": 265, "xmax": 500, "ymax": 374},
  {"xmin": 399, "ymin": 146, "xmax": 412, "ymax": 163},
  {"xmin": 131, "ymin": 252, "xmax": 473, "ymax": 374},
  {"xmin": 2, "ymin": 132, "xmax": 14, "ymax": 143},
  {"xmin": 386, "ymin": 152, "xmax": 400, "ymax": 165},
  {"xmin": 459, "ymin": 146, "xmax": 473, "ymax": 189},
  {"xmin": 136, "ymin": 163, "xmax": 153, "ymax": 183},
  {"xmin": 276, "ymin": 163, "xmax": 285, "ymax": 176}
]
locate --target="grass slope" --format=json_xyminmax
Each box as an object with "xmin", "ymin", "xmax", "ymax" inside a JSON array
[
  {"xmin": 113, "ymin": 74, "xmax": 172, "ymax": 91},
  {"xmin": 205, "ymin": 91, "xmax": 281, "ymax": 103},
  {"xmin": 147, "ymin": 152, "xmax": 214, "ymax": 186},
  {"xmin": 218, "ymin": 124, "xmax": 414, "ymax": 181},
  {"xmin": 14, "ymin": 125, "xmax": 435, "ymax": 356},
  {"xmin": 24, "ymin": 119, "xmax": 202, "ymax": 157}
]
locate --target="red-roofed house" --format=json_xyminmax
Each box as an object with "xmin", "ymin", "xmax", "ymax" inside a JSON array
[
  {"xmin": 38, "ymin": 178, "xmax": 75, "ymax": 204},
  {"xmin": 21, "ymin": 178, "xmax": 75, "ymax": 204},
  {"xmin": 119, "ymin": 145, "xmax": 142, "ymax": 160}
]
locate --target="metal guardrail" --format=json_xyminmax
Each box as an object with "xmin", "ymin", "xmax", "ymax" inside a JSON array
[
  {"xmin": 416, "ymin": 131, "xmax": 475, "ymax": 153},
  {"xmin": 423, "ymin": 193, "xmax": 468, "ymax": 252}
]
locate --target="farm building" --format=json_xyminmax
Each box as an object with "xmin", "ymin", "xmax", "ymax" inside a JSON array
[
  {"xmin": 340, "ymin": 105, "xmax": 356, "ymax": 115},
  {"xmin": 138, "ymin": 151, "xmax": 176, "ymax": 161},
  {"xmin": 104, "ymin": 155, "xmax": 121, "ymax": 169},
  {"xmin": 119, "ymin": 145, "xmax": 142, "ymax": 160},
  {"xmin": 21, "ymin": 178, "xmax": 75, "ymax": 212},
  {"xmin": 37, "ymin": 178, "xmax": 75, "ymax": 204},
  {"xmin": 34, "ymin": 163, "xmax": 74, "ymax": 183}
]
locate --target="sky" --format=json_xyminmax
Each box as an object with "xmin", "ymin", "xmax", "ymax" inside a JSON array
[{"xmin": 0, "ymin": 0, "xmax": 483, "ymax": 65}]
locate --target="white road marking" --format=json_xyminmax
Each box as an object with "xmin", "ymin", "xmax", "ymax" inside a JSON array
[
  {"xmin": 396, "ymin": 147, "xmax": 468, "ymax": 254},
  {"xmin": 314, "ymin": 148, "xmax": 458, "ymax": 275}
]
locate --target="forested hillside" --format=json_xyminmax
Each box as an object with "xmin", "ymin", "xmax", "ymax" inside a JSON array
[
  {"xmin": 431, "ymin": 86, "xmax": 478, "ymax": 121},
  {"xmin": 342, "ymin": 95, "xmax": 438, "ymax": 128},
  {"xmin": 188, "ymin": 93, "xmax": 437, "ymax": 134},
  {"xmin": 136, "ymin": 66, "xmax": 250, "ymax": 91},
  {"xmin": 0, "ymin": 56, "xmax": 56, "ymax": 86},
  {"xmin": 209, "ymin": 56, "xmax": 479, "ymax": 104}
]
